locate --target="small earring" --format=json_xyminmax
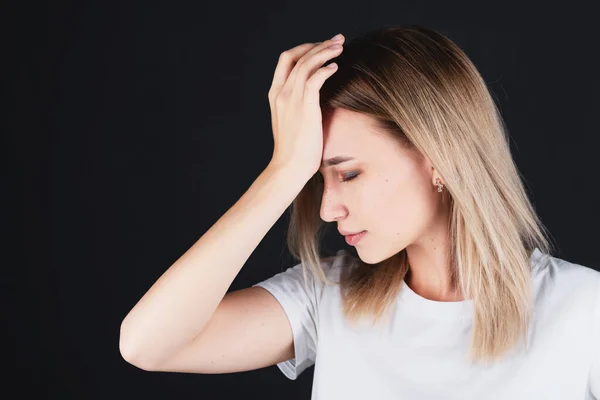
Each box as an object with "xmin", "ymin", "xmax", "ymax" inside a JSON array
[{"xmin": 435, "ymin": 178, "xmax": 444, "ymax": 192}]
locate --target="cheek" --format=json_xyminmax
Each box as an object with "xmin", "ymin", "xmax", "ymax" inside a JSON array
[{"xmin": 375, "ymin": 173, "xmax": 436, "ymax": 236}]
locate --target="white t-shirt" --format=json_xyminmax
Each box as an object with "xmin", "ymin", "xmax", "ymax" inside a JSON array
[{"xmin": 252, "ymin": 247, "xmax": 600, "ymax": 400}]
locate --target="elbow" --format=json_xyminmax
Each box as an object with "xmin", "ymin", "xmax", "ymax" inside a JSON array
[{"xmin": 119, "ymin": 322, "xmax": 154, "ymax": 371}]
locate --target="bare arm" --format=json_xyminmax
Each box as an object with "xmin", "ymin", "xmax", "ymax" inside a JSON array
[
  {"xmin": 119, "ymin": 164, "xmax": 311, "ymax": 369},
  {"xmin": 119, "ymin": 32, "xmax": 345, "ymax": 372}
]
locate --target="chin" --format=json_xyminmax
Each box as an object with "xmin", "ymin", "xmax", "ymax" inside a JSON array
[
  {"xmin": 355, "ymin": 248, "xmax": 384, "ymax": 265},
  {"xmin": 356, "ymin": 243, "xmax": 404, "ymax": 265}
]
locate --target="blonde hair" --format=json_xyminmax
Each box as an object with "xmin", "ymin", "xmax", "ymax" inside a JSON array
[{"xmin": 286, "ymin": 25, "xmax": 556, "ymax": 365}]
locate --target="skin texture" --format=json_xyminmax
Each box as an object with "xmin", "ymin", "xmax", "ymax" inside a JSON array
[{"xmin": 318, "ymin": 108, "xmax": 465, "ymax": 302}]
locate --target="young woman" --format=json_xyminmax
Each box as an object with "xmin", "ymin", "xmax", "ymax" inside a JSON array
[{"xmin": 119, "ymin": 25, "xmax": 600, "ymax": 399}]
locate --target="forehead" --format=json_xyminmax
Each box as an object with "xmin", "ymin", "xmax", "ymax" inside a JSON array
[
  {"xmin": 321, "ymin": 108, "xmax": 422, "ymax": 171},
  {"xmin": 322, "ymin": 108, "xmax": 388, "ymax": 159}
]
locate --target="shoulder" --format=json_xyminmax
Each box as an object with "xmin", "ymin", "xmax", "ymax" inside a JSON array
[
  {"xmin": 531, "ymin": 248, "xmax": 600, "ymax": 317},
  {"xmin": 532, "ymin": 248, "xmax": 600, "ymax": 292}
]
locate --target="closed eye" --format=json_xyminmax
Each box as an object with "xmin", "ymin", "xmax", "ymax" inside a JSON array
[
  {"xmin": 316, "ymin": 171, "xmax": 359, "ymax": 184},
  {"xmin": 341, "ymin": 172, "xmax": 359, "ymax": 182}
]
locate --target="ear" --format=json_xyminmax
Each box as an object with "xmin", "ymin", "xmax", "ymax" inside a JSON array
[{"xmin": 431, "ymin": 166, "xmax": 444, "ymax": 186}]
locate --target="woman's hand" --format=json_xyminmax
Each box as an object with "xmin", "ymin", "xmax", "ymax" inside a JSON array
[{"xmin": 268, "ymin": 34, "xmax": 345, "ymax": 177}]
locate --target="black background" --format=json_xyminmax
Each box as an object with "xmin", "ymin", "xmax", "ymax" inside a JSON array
[{"xmin": 7, "ymin": 0, "xmax": 599, "ymax": 399}]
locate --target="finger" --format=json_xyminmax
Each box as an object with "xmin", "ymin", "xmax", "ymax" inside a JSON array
[
  {"xmin": 286, "ymin": 37, "xmax": 345, "ymax": 101},
  {"xmin": 268, "ymin": 42, "xmax": 318, "ymax": 137},
  {"xmin": 304, "ymin": 62, "xmax": 338, "ymax": 105},
  {"xmin": 293, "ymin": 44, "xmax": 343, "ymax": 101},
  {"xmin": 269, "ymin": 42, "xmax": 318, "ymax": 102}
]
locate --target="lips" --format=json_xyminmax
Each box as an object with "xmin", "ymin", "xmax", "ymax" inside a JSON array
[
  {"xmin": 339, "ymin": 229, "xmax": 364, "ymax": 236},
  {"xmin": 344, "ymin": 230, "xmax": 367, "ymax": 246}
]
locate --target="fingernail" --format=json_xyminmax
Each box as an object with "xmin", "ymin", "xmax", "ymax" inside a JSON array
[{"xmin": 331, "ymin": 33, "xmax": 344, "ymax": 41}]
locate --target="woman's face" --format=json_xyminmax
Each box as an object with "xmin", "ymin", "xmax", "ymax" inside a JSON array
[{"xmin": 318, "ymin": 108, "xmax": 447, "ymax": 264}]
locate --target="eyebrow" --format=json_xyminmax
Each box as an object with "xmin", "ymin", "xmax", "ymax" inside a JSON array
[{"xmin": 320, "ymin": 156, "xmax": 356, "ymax": 168}]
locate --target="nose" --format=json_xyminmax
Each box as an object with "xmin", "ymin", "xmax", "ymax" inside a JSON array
[{"xmin": 319, "ymin": 186, "xmax": 347, "ymax": 223}]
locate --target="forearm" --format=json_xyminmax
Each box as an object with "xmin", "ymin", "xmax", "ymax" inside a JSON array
[{"xmin": 119, "ymin": 164, "xmax": 311, "ymax": 367}]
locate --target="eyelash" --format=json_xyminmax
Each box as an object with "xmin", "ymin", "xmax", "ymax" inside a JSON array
[
  {"xmin": 317, "ymin": 172, "xmax": 360, "ymax": 183},
  {"xmin": 341, "ymin": 172, "xmax": 359, "ymax": 182}
]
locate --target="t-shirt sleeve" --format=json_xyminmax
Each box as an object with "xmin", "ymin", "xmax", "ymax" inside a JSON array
[
  {"xmin": 588, "ymin": 273, "xmax": 600, "ymax": 399},
  {"xmin": 251, "ymin": 261, "xmax": 322, "ymax": 380}
]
